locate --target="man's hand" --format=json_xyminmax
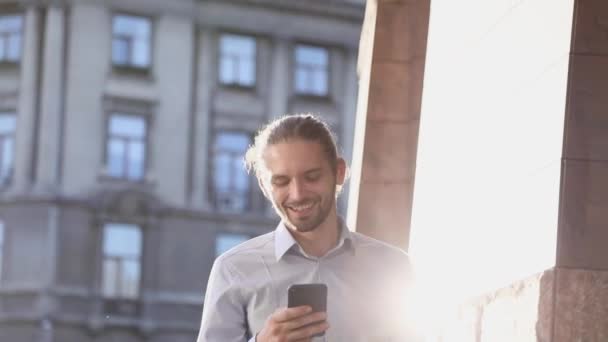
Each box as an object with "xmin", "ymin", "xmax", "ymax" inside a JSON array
[{"xmin": 256, "ymin": 306, "xmax": 329, "ymax": 342}]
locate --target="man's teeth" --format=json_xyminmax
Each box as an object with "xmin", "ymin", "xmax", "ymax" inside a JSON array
[{"xmin": 289, "ymin": 203, "xmax": 314, "ymax": 211}]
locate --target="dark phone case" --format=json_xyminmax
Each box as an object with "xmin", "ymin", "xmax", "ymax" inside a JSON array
[{"xmin": 287, "ymin": 284, "xmax": 328, "ymax": 338}]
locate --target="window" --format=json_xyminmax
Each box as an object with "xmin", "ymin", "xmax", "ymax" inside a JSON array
[
  {"xmin": 106, "ymin": 114, "xmax": 146, "ymax": 181},
  {"xmin": 112, "ymin": 14, "xmax": 151, "ymax": 69},
  {"xmin": 219, "ymin": 34, "xmax": 256, "ymax": 87},
  {"xmin": 0, "ymin": 221, "xmax": 4, "ymax": 279},
  {"xmin": 0, "ymin": 113, "xmax": 15, "ymax": 185},
  {"xmin": 215, "ymin": 233, "xmax": 249, "ymax": 256},
  {"xmin": 294, "ymin": 45, "xmax": 329, "ymax": 96},
  {"xmin": 102, "ymin": 223, "xmax": 142, "ymax": 299},
  {"xmin": 212, "ymin": 132, "xmax": 251, "ymax": 213},
  {"xmin": 0, "ymin": 14, "xmax": 22, "ymax": 63}
]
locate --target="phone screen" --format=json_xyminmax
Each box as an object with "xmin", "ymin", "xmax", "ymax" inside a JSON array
[{"xmin": 288, "ymin": 284, "xmax": 328, "ymax": 337}]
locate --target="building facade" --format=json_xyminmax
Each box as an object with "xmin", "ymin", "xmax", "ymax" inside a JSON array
[{"xmin": 0, "ymin": 0, "xmax": 363, "ymax": 340}]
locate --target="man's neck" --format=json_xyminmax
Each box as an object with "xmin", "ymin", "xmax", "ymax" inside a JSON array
[{"xmin": 290, "ymin": 209, "xmax": 340, "ymax": 258}]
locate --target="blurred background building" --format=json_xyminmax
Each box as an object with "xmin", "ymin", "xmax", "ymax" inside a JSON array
[{"xmin": 0, "ymin": 0, "xmax": 364, "ymax": 340}]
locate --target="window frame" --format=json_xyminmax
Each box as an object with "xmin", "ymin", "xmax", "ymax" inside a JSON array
[
  {"xmin": 0, "ymin": 110, "xmax": 16, "ymax": 187},
  {"xmin": 110, "ymin": 13, "xmax": 153, "ymax": 74},
  {"xmin": 293, "ymin": 43, "xmax": 331, "ymax": 98},
  {"xmin": 101, "ymin": 222, "xmax": 143, "ymax": 300},
  {"xmin": 0, "ymin": 12, "xmax": 23, "ymax": 65},
  {"xmin": 210, "ymin": 130, "xmax": 254, "ymax": 214},
  {"xmin": 103, "ymin": 112, "xmax": 149, "ymax": 182},
  {"xmin": 217, "ymin": 32, "xmax": 258, "ymax": 89},
  {"xmin": 0, "ymin": 221, "xmax": 4, "ymax": 280}
]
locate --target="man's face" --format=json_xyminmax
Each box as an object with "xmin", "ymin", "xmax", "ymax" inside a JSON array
[{"xmin": 260, "ymin": 139, "xmax": 345, "ymax": 233}]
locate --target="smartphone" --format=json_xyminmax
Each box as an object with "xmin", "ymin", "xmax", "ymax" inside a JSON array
[{"xmin": 288, "ymin": 284, "xmax": 328, "ymax": 337}]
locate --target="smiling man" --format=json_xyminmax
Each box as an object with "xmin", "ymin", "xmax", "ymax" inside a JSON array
[{"xmin": 197, "ymin": 114, "xmax": 416, "ymax": 342}]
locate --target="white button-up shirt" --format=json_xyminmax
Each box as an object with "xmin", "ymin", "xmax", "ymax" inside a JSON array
[{"xmin": 197, "ymin": 220, "xmax": 416, "ymax": 342}]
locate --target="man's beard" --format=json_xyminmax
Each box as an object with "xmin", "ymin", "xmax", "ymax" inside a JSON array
[{"xmin": 276, "ymin": 187, "xmax": 336, "ymax": 233}]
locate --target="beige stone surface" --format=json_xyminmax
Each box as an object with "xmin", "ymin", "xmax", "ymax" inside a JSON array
[
  {"xmin": 571, "ymin": 0, "xmax": 608, "ymax": 55},
  {"xmin": 557, "ymin": 160, "xmax": 608, "ymax": 269},
  {"xmin": 355, "ymin": 180, "xmax": 413, "ymax": 248},
  {"xmin": 361, "ymin": 121, "xmax": 419, "ymax": 183},
  {"xmin": 349, "ymin": 0, "xmax": 430, "ymax": 249},
  {"xmin": 478, "ymin": 270, "xmax": 554, "ymax": 342},
  {"xmin": 373, "ymin": 0, "xmax": 430, "ymax": 63},
  {"xmin": 563, "ymin": 55, "xmax": 608, "ymax": 161},
  {"xmin": 432, "ymin": 269, "xmax": 555, "ymax": 342},
  {"xmin": 553, "ymin": 268, "xmax": 608, "ymax": 342},
  {"xmin": 368, "ymin": 61, "xmax": 425, "ymax": 122}
]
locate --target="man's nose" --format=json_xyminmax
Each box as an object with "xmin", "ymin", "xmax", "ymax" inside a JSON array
[{"xmin": 289, "ymin": 178, "xmax": 305, "ymax": 200}]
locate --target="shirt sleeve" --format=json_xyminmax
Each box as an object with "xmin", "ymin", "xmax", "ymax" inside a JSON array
[{"xmin": 196, "ymin": 257, "xmax": 252, "ymax": 342}]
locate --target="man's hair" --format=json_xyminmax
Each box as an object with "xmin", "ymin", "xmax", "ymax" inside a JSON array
[{"xmin": 245, "ymin": 114, "xmax": 340, "ymax": 179}]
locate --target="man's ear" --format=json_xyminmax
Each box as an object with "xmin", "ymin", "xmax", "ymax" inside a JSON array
[{"xmin": 336, "ymin": 157, "xmax": 347, "ymax": 186}]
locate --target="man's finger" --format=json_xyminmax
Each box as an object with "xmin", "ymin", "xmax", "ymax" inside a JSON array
[
  {"xmin": 272, "ymin": 306, "xmax": 312, "ymax": 323},
  {"xmin": 287, "ymin": 320, "xmax": 330, "ymax": 340},
  {"xmin": 284, "ymin": 311, "xmax": 326, "ymax": 331}
]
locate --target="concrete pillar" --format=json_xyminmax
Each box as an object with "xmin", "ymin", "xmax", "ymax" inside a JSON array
[
  {"xmin": 191, "ymin": 29, "xmax": 214, "ymax": 209},
  {"xmin": 36, "ymin": 5, "xmax": 66, "ymax": 189},
  {"xmin": 340, "ymin": 49, "xmax": 358, "ymax": 217},
  {"xmin": 13, "ymin": 6, "xmax": 40, "ymax": 191},
  {"xmin": 552, "ymin": 0, "xmax": 608, "ymax": 340},
  {"xmin": 347, "ymin": 0, "xmax": 430, "ymax": 249},
  {"xmin": 269, "ymin": 38, "xmax": 289, "ymax": 119}
]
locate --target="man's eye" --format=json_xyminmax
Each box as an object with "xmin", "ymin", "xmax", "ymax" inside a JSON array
[
  {"xmin": 272, "ymin": 178, "xmax": 289, "ymax": 186},
  {"xmin": 305, "ymin": 173, "xmax": 321, "ymax": 181}
]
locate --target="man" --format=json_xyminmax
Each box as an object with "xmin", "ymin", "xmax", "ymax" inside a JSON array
[{"xmin": 197, "ymin": 114, "xmax": 415, "ymax": 341}]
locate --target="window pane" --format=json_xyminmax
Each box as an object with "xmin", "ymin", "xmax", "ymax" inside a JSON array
[
  {"xmin": 220, "ymin": 34, "xmax": 256, "ymax": 86},
  {"xmin": 295, "ymin": 45, "xmax": 328, "ymax": 95},
  {"xmin": 213, "ymin": 132, "xmax": 251, "ymax": 212},
  {"xmin": 132, "ymin": 39, "xmax": 150, "ymax": 68},
  {"xmin": 0, "ymin": 15, "xmax": 22, "ymax": 62},
  {"xmin": 110, "ymin": 115, "xmax": 145, "ymax": 138},
  {"xmin": 112, "ymin": 38, "xmax": 129, "ymax": 65},
  {"xmin": 240, "ymin": 59, "xmax": 255, "ymax": 86},
  {"xmin": 103, "ymin": 223, "xmax": 142, "ymax": 258},
  {"xmin": 127, "ymin": 141, "xmax": 145, "ymax": 180},
  {"xmin": 295, "ymin": 68, "xmax": 309, "ymax": 93},
  {"xmin": 0, "ymin": 114, "xmax": 16, "ymax": 134},
  {"xmin": 219, "ymin": 57, "xmax": 236, "ymax": 84},
  {"xmin": 102, "ymin": 259, "xmax": 118, "ymax": 297},
  {"xmin": 112, "ymin": 15, "xmax": 150, "ymax": 68},
  {"xmin": 122, "ymin": 260, "xmax": 140, "ymax": 298},
  {"xmin": 215, "ymin": 233, "xmax": 249, "ymax": 256},
  {"xmin": 214, "ymin": 154, "xmax": 232, "ymax": 190},
  {"xmin": 108, "ymin": 139, "xmax": 125, "ymax": 177},
  {"xmin": 296, "ymin": 45, "xmax": 328, "ymax": 66},
  {"xmin": 0, "ymin": 222, "xmax": 3, "ymax": 279},
  {"xmin": 312, "ymin": 70, "xmax": 328, "ymax": 95},
  {"xmin": 0, "ymin": 138, "xmax": 13, "ymax": 181},
  {"xmin": 215, "ymin": 132, "xmax": 250, "ymax": 152},
  {"xmin": 0, "ymin": 15, "xmax": 22, "ymax": 31}
]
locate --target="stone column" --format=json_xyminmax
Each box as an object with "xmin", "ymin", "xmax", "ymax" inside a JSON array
[
  {"xmin": 347, "ymin": 0, "xmax": 430, "ymax": 249},
  {"xmin": 268, "ymin": 38, "xmax": 289, "ymax": 120},
  {"xmin": 191, "ymin": 29, "xmax": 214, "ymax": 209},
  {"xmin": 552, "ymin": 0, "xmax": 608, "ymax": 340},
  {"xmin": 13, "ymin": 6, "xmax": 40, "ymax": 192},
  {"xmin": 36, "ymin": 5, "xmax": 66, "ymax": 190}
]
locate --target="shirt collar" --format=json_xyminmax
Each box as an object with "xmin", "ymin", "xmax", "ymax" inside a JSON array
[{"xmin": 274, "ymin": 217, "xmax": 355, "ymax": 261}]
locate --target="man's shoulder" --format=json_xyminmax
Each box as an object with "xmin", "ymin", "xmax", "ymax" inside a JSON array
[
  {"xmin": 350, "ymin": 231, "xmax": 410, "ymax": 260},
  {"xmin": 215, "ymin": 231, "xmax": 275, "ymax": 266}
]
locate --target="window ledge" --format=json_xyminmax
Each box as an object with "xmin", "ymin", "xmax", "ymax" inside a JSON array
[
  {"xmin": 97, "ymin": 173, "xmax": 157, "ymax": 190},
  {"xmin": 293, "ymin": 93, "xmax": 332, "ymax": 103},
  {"xmin": 219, "ymin": 83, "xmax": 257, "ymax": 92},
  {"xmin": 111, "ymin": 65, "xmax": 154, "ymax": 82}
]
